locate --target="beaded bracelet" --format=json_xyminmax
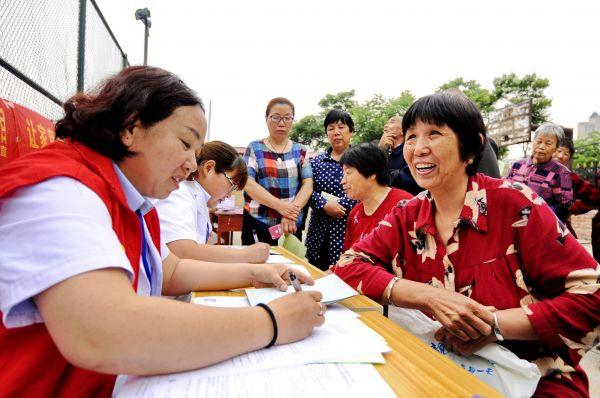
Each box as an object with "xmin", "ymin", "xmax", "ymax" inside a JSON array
[{"xmin": 256, "ymin": 303, "xmax": 278, "ymax": 348}]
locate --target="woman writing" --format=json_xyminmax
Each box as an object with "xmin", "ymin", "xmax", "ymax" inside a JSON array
[
  {"xmin": 0, "ymin": 67, "xmax": 325, "ymax": 396},
  {"xmin": 155, "ymin": 141, "xmax": 269, "ymax": 263},
  {"xmin": 332, "ymin": 91, "xmax": 599, "ymax": 396},
  {"xmin": 242, "ymin": 97, "xmax": 313, "ymax": 244}
]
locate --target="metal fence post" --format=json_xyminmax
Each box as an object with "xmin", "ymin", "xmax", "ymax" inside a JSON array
[{"xmin": 77, "ymin": 0, "xmax": 86, "ymax": 92}]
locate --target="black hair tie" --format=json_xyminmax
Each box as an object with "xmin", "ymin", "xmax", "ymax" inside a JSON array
[{"xmin": 256, "ymin": 303, "xmax": 278, "ymax": 348}]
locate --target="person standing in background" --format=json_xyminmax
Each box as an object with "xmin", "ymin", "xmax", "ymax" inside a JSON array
[
  {"xmin": 507, "ymin": 122, "xmax": 574, "ymax": 221},
  {"xmin": 242, "ymin": 97, "xmax": 313, "ymax": 245},
  {"xmin": 379, "ymin": 115, "xmax": 423, "ymax": 195},
  {"xmin": 306, "ymin": 110, "xmax": 358, "ymax": 270}
]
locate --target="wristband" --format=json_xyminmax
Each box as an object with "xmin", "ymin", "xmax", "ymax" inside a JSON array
[
  {"xmin": 256, "ymin": 303, "xmax": 278, "ymax": 348},
  {"xmin": 386, "ymin": 277, "xmax": 400, "ymax": 306},
  {"xmin": 492, "ymin": 311, "xmax": 505, "ymax": 341}
]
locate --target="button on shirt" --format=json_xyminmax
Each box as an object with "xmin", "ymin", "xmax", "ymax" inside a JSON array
[
  {"xmin": 305, "ymin": 148, "xmax": 357, "ymax": 267},
  {"xmin": 155, "ymin": 180, "xmax": 213, "ymax": 245}
]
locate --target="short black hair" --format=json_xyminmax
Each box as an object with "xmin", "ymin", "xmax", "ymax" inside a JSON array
[
  {"xmin": 339, "ymin": 143, "xmax": 390, "ymax": 185},
  {"xmin": 402, "ymin": 90, "xmax": 486, "ymax": 176},
  {"xmin": 324, "ymin": 109, "xmax": 355, "ymax": 132},
  {"xmin": 559, "ymin": 137, "xmax": 575, "ymax": 158}
]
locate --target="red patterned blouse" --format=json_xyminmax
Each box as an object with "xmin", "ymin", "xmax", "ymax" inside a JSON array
[{"xmin": 332, "ymin": 173, "xmax": 600, "ymax": 397}]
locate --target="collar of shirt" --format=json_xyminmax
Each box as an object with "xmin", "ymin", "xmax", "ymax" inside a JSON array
[
  {"xmin": 414, "ymin": 174, "xmax": 488, "ymax": 234},
  {"xmin": 190, "ymin": 180, "xmax": 211, "ymax": 203},
  {"xmin": 112, "ymin": 163, "xmax": 154, "ymax": 215}
]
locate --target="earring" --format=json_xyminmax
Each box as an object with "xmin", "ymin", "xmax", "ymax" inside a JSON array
[{"xmin": 467, "ymin": 158, "xmax": 474, "ymax": 165}]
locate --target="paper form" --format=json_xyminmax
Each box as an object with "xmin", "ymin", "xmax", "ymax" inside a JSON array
[
  {"xmin": 265, "ymin": 254, "xmax": 295, "ymax": 263},
  {"xmin": 321, "ymin": 191, "xmax": 341, "ymax": 202},
  {"xmin": 116, "ymin": 363, "xmax": 396, "ymax": 398},
  {"xmin": 245, "ymin": 273, "xmax": 357, "ymax": 306},
  {"xmin": 192, "ymin": 296, "xmax": 250, "ymax": 307}
]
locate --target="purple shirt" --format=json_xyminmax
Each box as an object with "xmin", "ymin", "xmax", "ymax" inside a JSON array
[{"xmin": 507, "ymin": 157, "xmax": 573, "ymax": 219}]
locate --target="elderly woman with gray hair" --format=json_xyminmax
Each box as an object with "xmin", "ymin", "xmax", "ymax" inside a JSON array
[{"xmin": 508, "ymin": 123, "xmax": 574, "ymax": 221}]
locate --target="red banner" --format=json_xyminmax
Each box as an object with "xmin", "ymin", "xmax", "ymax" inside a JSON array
[{"xmin": 0, "ymin": 98, "xmax": 55, "ymax": 166}]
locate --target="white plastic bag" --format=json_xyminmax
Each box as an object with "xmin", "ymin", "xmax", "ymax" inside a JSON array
[{"xmin": 392, "ymin": 308, "xmax": 541, "ymax": 398}]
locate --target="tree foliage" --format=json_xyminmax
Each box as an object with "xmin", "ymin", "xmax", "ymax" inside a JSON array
[
  {"xmin": 293, "ymin": 73, "xmax": 553, "ymax": 153},
  {"xmin": 572, "ymin": 131, "xmax": 600, "ymax": 166},
  {"xmin": 291, "ymin": 90, "xmax": 415, "ymax": 149}
]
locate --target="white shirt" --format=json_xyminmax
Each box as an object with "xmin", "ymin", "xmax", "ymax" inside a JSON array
[
  {"xmin": 0, "ymin": 164, "xmax": 168, "ymax": 328},
  {"xmin": 154, "ymin": 180, "xmax": 213, "ymax": 245}
]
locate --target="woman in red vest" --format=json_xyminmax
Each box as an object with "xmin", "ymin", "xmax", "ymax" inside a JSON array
[{"xmin": 0, "ymin": 66, "xmax": 325, "ymax": 396}]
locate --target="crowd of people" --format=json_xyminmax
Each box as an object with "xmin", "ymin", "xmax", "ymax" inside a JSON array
[{"xmin": 0, "ymin": 65, "xmax": 598, "ymax": 397}]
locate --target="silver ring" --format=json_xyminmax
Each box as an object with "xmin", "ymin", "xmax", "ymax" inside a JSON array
[{"xmin": 317, "ymin": 302, "xmax": 325, "ymax": 316}]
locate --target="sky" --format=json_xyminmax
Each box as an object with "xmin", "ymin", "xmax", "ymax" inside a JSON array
[{"xmin": 97, "ymin": 0, "xmax": 600, "ymax": 147}]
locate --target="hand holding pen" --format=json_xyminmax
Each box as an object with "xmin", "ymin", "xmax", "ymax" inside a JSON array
[{"xmin": 288, "ymin": 270, "xmax": 302, "ymax": 292}]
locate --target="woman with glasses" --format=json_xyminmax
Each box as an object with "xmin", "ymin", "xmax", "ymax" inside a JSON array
[
  {"xmin": 242, "ymin": 97, "xmax": 313, "ymax": 245},
  {"xmin": 155, "ymin": 141, "xmax": 270, "ymax": 263}
]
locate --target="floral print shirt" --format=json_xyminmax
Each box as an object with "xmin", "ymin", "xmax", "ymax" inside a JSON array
[{"xmin": 332, "ymin": 173, "xmax": 600, "ymax": 397}]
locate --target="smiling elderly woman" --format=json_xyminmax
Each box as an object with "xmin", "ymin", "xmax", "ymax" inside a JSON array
[
  {"xmin": 332, "ymin": 91, "xmax": 600, "ymax": 397},
  {"xmin": 507, "ymin": 123, "xmax": 574, "ymax": 221}
]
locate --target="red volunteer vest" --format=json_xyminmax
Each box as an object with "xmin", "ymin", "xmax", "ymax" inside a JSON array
[{"xmin": 0, "ymin": 141, "xmax": 161, "ymax": 397}]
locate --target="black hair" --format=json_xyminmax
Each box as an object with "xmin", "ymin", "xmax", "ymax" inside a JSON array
[
  {"xmin": 324, "ymin": 109, "xmax": 355, "ymax": 132},
  {"xmin": 55, "ymin": 66, "xmax": 203, "ymax": 161},
  {"xmin": 339, "ymin": 143, "xmax": 390, "ymax": 185},
  {"xmin": 559, "ymin": 137, "xmax": 575, "ymax": 158},
  {"xmin": 402, "ymin": 90, "xmax": 486, "ymax": 176}
]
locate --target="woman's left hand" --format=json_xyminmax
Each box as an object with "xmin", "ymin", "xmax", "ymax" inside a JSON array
[
  {"xmin": 249, "ymin": 263, "xmax": 314, "ymax": 291},
  {"xmin": 434, "ymin": 326, "xmax": 497, "ymax": 357},
  {"xmin": 281, "ymin": 216, "xmax": 297, "ymax": 235}
]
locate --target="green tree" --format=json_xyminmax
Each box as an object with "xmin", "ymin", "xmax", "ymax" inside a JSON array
[
  {"xmin": 438, "ymin": 78, "xmax": 496, "ymax": 116},
  {"xmin": 572, "ymin": 131, "xmax": 600, "ymax": 166},
  {"xmin": 291, "ymin": 90, "xmax": 415, "ymax": 149},
  {"xmin": 318, "ymin": 90, "xmax": 357, "ymax": 111},
  {"xmin": 493, "ymin": 73, "xmax": 551, "ymax": 125},
  {"xmin": 351, "ymin": 91, "xmax": 415, "ymax": 143}
]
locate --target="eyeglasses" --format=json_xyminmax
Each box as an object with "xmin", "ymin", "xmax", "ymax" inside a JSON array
[
  {"xmin": 268, "ymin": 115, "xmax": 294, "ymax": 124},
  {"xmin": 223, "ymin": 172, "xmax": 237, "ymax": 193}
]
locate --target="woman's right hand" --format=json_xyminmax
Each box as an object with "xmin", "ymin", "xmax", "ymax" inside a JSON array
[
  {"xmin": 268, "ymin": 291, "xmax": 326, "ymax": 345},
  {"xmin": 323, "ymin": 201, "xmax": 346, "ymax": 218},
  {"xmin": 424, "ymin": 287, "xmax": 494, "ymax": 341},
  {"xmin": 276, "ymin": 201, "xmax": 301, "ymax": 220}
]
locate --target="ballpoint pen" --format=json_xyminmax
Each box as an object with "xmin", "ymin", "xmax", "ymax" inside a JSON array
[{"xmin": 288, "ymin": 270, "xmax": 302, "ymax": 292}]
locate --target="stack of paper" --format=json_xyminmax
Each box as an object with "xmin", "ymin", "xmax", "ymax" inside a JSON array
[{"xmin": 115, "ymin": 300, "xmax": 393, "ymax": 397}]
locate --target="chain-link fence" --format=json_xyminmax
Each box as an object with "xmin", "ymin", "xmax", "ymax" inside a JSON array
[{"xmin": 0, "ymin": 0, "xmax": 128, "ymax": 121}]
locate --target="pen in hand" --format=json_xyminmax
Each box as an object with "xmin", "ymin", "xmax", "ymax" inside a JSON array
[{"xmin": 289, "ymin": 270, "xmax": 302, "ymax": 292}]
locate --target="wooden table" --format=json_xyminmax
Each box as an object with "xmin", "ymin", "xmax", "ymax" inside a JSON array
[
  {"xmin": 193, "ymin": 246, "xmax": 505, "ymax": 397},
  {"xmin": 211, "ymin": 208, "xmax": 243, "ymax": 245}
]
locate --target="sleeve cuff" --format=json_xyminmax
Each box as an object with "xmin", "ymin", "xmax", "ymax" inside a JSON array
[{"xmin": 524, "ymin": 301, "xmax": 565, "ymax": 349}]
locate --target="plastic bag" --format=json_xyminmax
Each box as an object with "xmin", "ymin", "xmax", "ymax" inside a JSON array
[{"xmin": 392, "ymin": 308, "xmax": 541, "ymax": 398}]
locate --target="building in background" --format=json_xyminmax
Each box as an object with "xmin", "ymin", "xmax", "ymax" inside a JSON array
[{"xmin": 577, "ymin": 112, "xmax": 600, "ymax": 140}]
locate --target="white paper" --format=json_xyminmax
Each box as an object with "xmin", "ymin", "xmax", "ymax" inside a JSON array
[
  {"xmin": 245, "ymin": 274, "xmax": 357, "ymax": 306},
  {"xmin": 192, "ymin": 296, "xmax": 250, "ymax": 308},
  {"xmin": 265, "ymin": 254, "xmax": 295, "ymax": 264},
  {"xmin": 116, "ymin": 363, "xmax": 396, "ymax": 398}
]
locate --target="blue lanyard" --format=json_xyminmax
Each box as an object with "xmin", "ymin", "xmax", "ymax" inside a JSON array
[
  {"xmin": 136, "ymin": 210, "xmax": 153, "ymax": 293},
  {"xmin": 205, "ymin": 222, "xmax": 210, "ymax": 244}
]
